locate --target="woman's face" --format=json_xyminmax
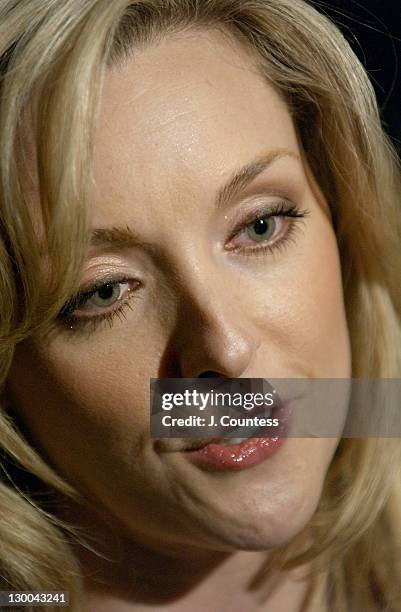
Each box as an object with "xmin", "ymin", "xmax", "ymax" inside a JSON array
[{"xmin": 7, "ymin": 30, "xmax": 351, "ymax": 554}]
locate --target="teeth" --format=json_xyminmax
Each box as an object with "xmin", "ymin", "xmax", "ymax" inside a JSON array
[{"xmin": 219, "ymin": 437, "xmax": 248, "ymax": 445}]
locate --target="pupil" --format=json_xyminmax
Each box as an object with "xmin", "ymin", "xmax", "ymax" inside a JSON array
[
  {"xmin": 254, "ymin": 218, "xmax": 268, "ymax": 235},
  {"xmin": 98, "ymin": 284, "xmax": 114, "ymax": 300}
]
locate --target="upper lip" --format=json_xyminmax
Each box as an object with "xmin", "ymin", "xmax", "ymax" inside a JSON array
[
  {"xmin": 153, "ymin": 383, "xmax": 289, "ymax": 453},
  {"xmin": 155, "ymin": 402, "xmax": 288, "ymax": 453}
]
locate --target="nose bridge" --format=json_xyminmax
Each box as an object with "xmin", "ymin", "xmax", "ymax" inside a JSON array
[
  {"xmin": 167, "ymin": 250, "xmax": 258, "ymax": 378},
  {"xmin": 170, "ymin": 246, "xmax": 231, "ymax": 323}
]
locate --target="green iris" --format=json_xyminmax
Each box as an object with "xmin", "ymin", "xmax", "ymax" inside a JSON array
[
  {"xmin": 91, "ymin": 283, "xmax": 121, "ymax": 307},
  {"xmin": 246, "ymin": 217, "xmax": 276, "ymax": 242}
]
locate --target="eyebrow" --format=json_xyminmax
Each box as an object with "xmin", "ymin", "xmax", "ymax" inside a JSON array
[{"xmin": 89, "ymin": 148, "xmax": 299, "ymax": 250}]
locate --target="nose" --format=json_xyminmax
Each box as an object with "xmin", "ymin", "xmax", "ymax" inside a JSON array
[{"xmin": 169, "ymin": 277, "xmax": 258, "ymax": 379}]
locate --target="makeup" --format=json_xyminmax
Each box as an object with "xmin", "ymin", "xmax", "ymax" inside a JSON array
[{"xmin": 183, "ymin": 401, "xmax": 290, "ymax": 471}]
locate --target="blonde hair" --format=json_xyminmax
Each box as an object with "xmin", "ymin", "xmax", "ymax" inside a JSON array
[{"xmin": 0, "ymin": 1, "xmax": 400, "ymax": 610}]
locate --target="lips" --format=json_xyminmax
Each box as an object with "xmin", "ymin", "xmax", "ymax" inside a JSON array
[
  {"xmin": 155, "ymin": 407, "xmax": 286, "ymax": 454},
  {"xmin": 183, "ymin": 400, "xmax": 290, "ymax": 471},
  {"xmin": 181, "ymin": 418, "xmax": 273, "ymax": 453},
  {"xmin": 153, "ymin": 378, "xmax": 290, "ymax": 456},
  {"xmin": 155, "ymin": 437, "xmax": 254, "ymax": 453},
  {"xmin": 183, "ymin": 435, "xmax": 266, "ymax": 452},
  {"xmin": 186, "ymin": 435, "xmax": 285, "ymax": 471}
]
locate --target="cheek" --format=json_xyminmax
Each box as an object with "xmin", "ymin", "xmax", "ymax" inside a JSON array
[
  {"xmin": 6, "ymin": 340, "xmax": 153, "ymax": 489},
  {"xmin": 248, "ymin": 215, "xmax": 351, "ymax": 377},
  {"xmin": 299, "ymin": 221, "xmax": 350, "ymax": 375}
]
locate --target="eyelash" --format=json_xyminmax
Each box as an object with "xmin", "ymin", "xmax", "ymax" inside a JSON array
[
  {"xmin": 57, "ymin": 277, "xmax": 140, "ymax": 335},
  {"xmin": 227, "ymin": 200, "xmax": 308, "ymax": 257},
  {"xmin": 57, "ymin": 201, "xmax": 309, "ymax": 334}
]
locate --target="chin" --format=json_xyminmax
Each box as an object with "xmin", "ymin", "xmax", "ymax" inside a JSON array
[
  {"xmin": 151, "ymin": 437, "xmax": 334, "ymax": 555},
  {"xmin": 188, "ymin": 476, "xmax": 323, "ymax": 553}
]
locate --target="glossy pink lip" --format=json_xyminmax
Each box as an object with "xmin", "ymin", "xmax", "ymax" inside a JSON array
[
  {"xmin": 183, "ymin": 401, "xmax": 290, "ymax": 472},
  {"xmin": 184, "ymin": 435, "xmax": 285, "ymax": 471}
]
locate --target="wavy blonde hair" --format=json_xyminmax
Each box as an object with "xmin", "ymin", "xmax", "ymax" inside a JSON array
[{"xmin": 0, "ymin": 1, "xmax": 400, "ymax": 610}]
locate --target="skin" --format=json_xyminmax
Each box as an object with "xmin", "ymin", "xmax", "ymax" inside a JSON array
[{"xmin": 6, "ymin": 29, "xmax": 351, "ymax": 611}]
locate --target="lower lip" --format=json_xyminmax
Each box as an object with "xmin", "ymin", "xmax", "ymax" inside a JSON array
[
  {"xmin": 185, "ymin": 435, "xmax": 285, "ymax": 471},
  {"xmin": 185, "ymin": 404, "xmax": 291, "ymax": 471}
]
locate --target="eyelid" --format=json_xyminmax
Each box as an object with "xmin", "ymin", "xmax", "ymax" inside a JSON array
[
  {"xmin": 226, "ymin": 199, "xmax": 308, "ymax": 245},
  {"xmin": 57, "ymin": 199, "xmax": 309, "ymax": 334},
  {"xmin": 78, "ymin": 273, "xmax": 132, "ymax": 299},
  {"xmin": 58, "ymin": 275, "xmax": 139, "ymax": 319},
  {"xmin": 77, "ymin": 279, "xmax": 138, "ymax": 315}
]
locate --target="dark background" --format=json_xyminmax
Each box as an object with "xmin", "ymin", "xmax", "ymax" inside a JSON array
[{"xmin": 312, "ymin": 1, "xmax": 401, "ymax": 157}]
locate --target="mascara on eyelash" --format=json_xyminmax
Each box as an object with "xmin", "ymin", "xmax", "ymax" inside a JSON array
[
  {"xmin": 229, "ymin": 201, "xmax": 309, "ymax": 239},
  {"xmin": 228, "ymin": 217, "xmax": 305, "ymax": 257},
  {"xmin": 58, "ymin": 275, "xmax": 133, "ymax": 319},
  {"xmin": 60, "ymin": 204, "xmax": 294, "ymax": 319},
  {"xmin": 61, "ymin": 290, "xmax": 138, "ymax": 333},
  {"xmin": 58, "ymin": 205, "xmax": 309, "ymax": 331}
]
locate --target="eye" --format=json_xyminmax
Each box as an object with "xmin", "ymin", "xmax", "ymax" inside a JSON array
[
  {"xmin": 63, "ymin": 279, "xmax": 137, "ymax": 316},
  {"xmin": 57, "ymin": 276, "xmax": 141, "ymax": 332},
  {"xmin": 86, "ymin": 282, "xmax": 127, "ymax": 309},
  {"xmin": 225, "ymin": 200, "xmax": 309, "ymax": 255},
  {"xmin": 245, "ymin": 217, "xmax": 278, "ymax": 242}
]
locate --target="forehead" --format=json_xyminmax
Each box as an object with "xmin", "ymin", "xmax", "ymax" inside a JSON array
[{"xmin": 92, "ymin": 28, "xmax": 300, "ymax": 225}]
